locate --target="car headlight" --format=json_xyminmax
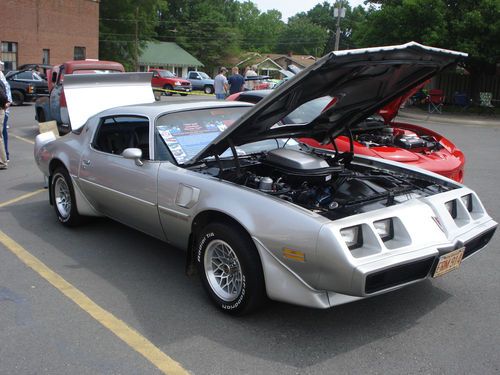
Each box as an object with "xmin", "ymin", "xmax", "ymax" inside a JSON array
[
  {"xmin": 461, "ymin": 194, "xmax": 472, "ymax": 212},
  {"xmin": 445, "ymin": 200, "xmax": 457, "ymax": 218},
  {"xmin": 174, "ymin": 81, "xmax": 181, "ymax": 86},
  {"xmin": 340, "ymin": 225, "xmax": 363, "ymax": 250},
  {"xmin": 373, "ymin": 218, "xmax": 393, "ymax": 241}
]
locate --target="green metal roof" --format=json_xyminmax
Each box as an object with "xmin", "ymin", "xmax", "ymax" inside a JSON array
[{"xmin": 139, "ymin": 41, "xmax": 203, "ymax": 67}]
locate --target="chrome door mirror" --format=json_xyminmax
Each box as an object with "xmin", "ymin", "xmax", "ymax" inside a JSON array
[{"xmin": 122, "ymin": 148, "xmax": 143, "ymax": 166}]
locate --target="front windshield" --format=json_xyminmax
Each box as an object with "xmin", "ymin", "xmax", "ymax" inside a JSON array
[
  {"xmin": 156, "ymin": 106, "xmax": 249, "ymax": 164},
  {"xmin": 199, "ymin": 72, "xmax": 210, "ymax": 79},
  {"xmin": 282, "ymin": 96, "xmax": 333, "ymax": 125},
  {"xmin": 159, "ymin": 70, "xmax": 176, "ymax": 78}
]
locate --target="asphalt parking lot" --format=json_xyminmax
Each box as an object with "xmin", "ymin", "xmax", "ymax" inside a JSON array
[{"xmin": 1, "ymin": 100, "xmax": 499, "ymax": 375}]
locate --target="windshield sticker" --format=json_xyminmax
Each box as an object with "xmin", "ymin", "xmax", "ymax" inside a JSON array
[{"xmin": 157, "ymin": 122, "xmax": 227, "ymax": 163}]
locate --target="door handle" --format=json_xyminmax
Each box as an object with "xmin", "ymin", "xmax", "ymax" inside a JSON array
[{"xmin": 82, "ymin": 159, "xmax": 91, "ymax": 168}]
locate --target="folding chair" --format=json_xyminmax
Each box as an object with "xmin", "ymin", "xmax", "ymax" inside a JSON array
[
  {"xmin": 428, "ymin": 89, "xmax": 445, "ymax": 114},
  {"xmin": 479, "ymin": 92, "xmax": 495, "ymax": 115},
  {"xmin": 453, "ymin": 92, "xmax": 471, "ymax": 111}
]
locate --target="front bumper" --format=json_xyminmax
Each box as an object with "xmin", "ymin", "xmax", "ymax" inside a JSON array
[
  {"xmin": 173, "ymin": 85, "xmax": 192, "ymax": 92},
  {"xmin": 316, "ymin": 187, "xmax": 497, "ymax": 301}
]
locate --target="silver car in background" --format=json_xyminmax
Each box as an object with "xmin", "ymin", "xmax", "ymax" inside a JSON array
[{"xmin": 34, "ymin": 43, "xmax": 497, "ymax": 315}]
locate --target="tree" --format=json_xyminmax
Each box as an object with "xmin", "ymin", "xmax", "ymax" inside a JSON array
[
  {"xmin": 276, "ymin": 16, "xmax": 329, "ymax": 55},
  {"xmin": 353, "ymin": 0, "xmax": 500, "ymax": 98},
  {"xmin": 156, "ymin": 0, "xmax": 241, "ymax": 73},
  {"xmin": 236, "ymin": 2, "xmax": 285, "ymax": 52},
  {"xmin": 99, "ymin": 0, "xmax": 167, "ymax": 71}
]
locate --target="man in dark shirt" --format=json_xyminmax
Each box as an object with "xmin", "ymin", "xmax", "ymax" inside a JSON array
[{"xmin": 227, "ymin": 67, "xmax": 245, "ymax": 95}]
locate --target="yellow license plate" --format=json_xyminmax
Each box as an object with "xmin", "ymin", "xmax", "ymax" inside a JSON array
[{"xmin": 433, "ymin": 247, "xmax": 465, "ymax": 278}]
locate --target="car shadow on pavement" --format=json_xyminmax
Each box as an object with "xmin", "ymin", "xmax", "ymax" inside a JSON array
[{"xmin": 6, "ymin": 199, "xmax": 452, "ymax": 370}]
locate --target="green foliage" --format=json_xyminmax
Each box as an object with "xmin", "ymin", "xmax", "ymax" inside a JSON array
[
  {"xmin": 276, "ymin": 17, "xmax": 328, "ymax": 55},
  {"xmin": 99, "ymin": 0, "xmax": 167, "ymax": 71},
  {"xmin": 236, "ymin": 2, "xmax": 285, "ymax": 52},
  {"xmin": 355, "ymin": 0, "xmax": 500, "ymax": 72},
  {"xmin": 99, "ymin": 0, "xmax": 499, "ymax": 75}
]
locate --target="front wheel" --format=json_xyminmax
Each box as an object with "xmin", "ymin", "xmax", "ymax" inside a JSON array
[
  {"xmin": 51, "ymin": 167, "xmax": 83, "ymax": 226},
  {"xmin": 196, "ymin": 222, "xmax": 266, "ymax": 315},
  {"xmin": 11, "ymin": 90, "xmax": 24, "ymax": 106}
]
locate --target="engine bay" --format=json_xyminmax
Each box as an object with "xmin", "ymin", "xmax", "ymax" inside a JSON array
[
  {"xmin": 352, "ymin": 119, "xmax": 443, "ymax": 152},
  {"xmin": 196, "ymin": 146, "xmax": 455, "ymax": 220}
]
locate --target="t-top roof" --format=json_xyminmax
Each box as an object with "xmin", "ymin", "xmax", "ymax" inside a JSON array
[{"xmin": 139, "ymin": 41, "xmax": 204, "ymax": 67}]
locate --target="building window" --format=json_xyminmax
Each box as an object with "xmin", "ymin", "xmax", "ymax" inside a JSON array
[
  {"xmin": 1, "ymin": 41, "xmax": 18, "ymax": 71},
  {"xmin": 42, "ymin": 49, "xmax": 50, "ymax": 64},
  {"xmin": 74, "ymin": 46, "xmax": 86, "ymax": 60},
  {"xmin": 173, "ymin": 66, "xmax": 183, "ymax": 77}
]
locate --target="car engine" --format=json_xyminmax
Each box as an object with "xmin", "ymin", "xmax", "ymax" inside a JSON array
[
  {"xmin": 201, "ymin": 147, "xmax": 455, "ymax": 220},
  {"xmin": 353, "ymin": 120, "xmax": 442, "ymax": 151}
]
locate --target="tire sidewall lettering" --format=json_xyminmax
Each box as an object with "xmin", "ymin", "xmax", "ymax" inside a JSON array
[
  {"xmin": 221, "ymin": 275, "xmax": 246, "ymax": 310},
  {"xmin": 197, "ymin": 231, "xmax": 214, "ymax": 263}
]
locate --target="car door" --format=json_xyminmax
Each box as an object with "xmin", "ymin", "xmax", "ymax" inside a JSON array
[
  {"xmin": 78, "ymin": 115, "xmax": 165, "ymax": 240},
  {"xmin": 188, "ymin": 71, "xmax": 201, "ymax": 90},
  {"xmin": 150, "ymin": 70, "xmax": 161, "ymax": 88}
]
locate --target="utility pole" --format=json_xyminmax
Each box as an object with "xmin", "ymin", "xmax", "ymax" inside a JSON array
[
  {"xmin": 334, "ymin": 1, "xmax": 346, "ymax": 51},
  {"xmin": 134, "ymin": 7, "xmax": 139, "ymax": 71}
]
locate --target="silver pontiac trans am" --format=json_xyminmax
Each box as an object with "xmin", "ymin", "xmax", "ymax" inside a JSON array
[{"xmin": 34, "ymin": 43, "xmax": 497, "ymax": 315}]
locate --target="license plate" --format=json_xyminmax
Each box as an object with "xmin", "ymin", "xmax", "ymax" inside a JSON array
[{"xmin": 433, "ymin": 247, "xmax": 465, "ymax": 278}]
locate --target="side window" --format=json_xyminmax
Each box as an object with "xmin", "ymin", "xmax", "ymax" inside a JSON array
[
  {"xmin": 93, "ymin": 116, "xmax": 150, "ymax": 159},
  {"xmin": 189, "ymin": 72, "xmax": 196, "ymax": 79},
  {"xmin": 15, "ymin": 71, "xmax": 33, "ymax": 80}
]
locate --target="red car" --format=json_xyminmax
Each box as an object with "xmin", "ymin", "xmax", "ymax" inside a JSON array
[
  {"xmin": 149, "ymin": 68, "xmax": 192, "ymax": 96},
  {"xmin": 227, "ymin": 90, "xmax": 465, "ymax": 182}
]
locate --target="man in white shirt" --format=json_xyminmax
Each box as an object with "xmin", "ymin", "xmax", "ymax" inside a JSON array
[{"xmin": 214, "ymin": 67, "xmax": 228, "ymax": 100}]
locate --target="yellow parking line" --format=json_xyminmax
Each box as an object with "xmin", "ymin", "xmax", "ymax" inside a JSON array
[
  {"xmin": 0, "ymin": 231, "xmax": 189, "ymax": 375},
  {"xmin": 0, "ymin": 189, "xmax": 46, "ymax": 208},
  {"xmin": 11, "ymin": 134, "xmax": 35, "ymax": 145}
]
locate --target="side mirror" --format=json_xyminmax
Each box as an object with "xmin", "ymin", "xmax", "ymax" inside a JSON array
[{"xmin": 122, "ymin": 148, "xmax": 143, "ymax": 166}]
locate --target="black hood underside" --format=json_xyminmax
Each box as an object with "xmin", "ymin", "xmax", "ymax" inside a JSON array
[{"xmin": 190, "ymin": 42, "xmax": 466, "ymax": 164}]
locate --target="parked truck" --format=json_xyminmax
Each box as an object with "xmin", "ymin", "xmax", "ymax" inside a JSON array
[
  {"xmin": 149, "ymin": 68, "xmax": 192, "ymax": 96},
  {"xmin": 185, "ymin": 71, "xmax": 214, "ymax": 94},
  {"xmin": 35, "ymin": 60, "xmax": 125, "ymax": 133}
]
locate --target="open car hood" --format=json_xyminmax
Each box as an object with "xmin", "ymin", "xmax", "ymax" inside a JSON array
[
  {"xmin": 64, "ymin": 72, "xmax": 155, "ymax": 131},
  {"xmin": 190, "ymin": 42, "xmax": 465, "ymax": 164}
]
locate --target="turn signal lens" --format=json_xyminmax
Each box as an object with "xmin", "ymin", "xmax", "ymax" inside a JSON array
[
  {"xmin": 374, "ymin": 218, "xmax": 393, "ymax": 241},
  {"xmin": 461, "ymin": 194, "xmax": 472, "ymax": 212},
  {"xmin": 445, "ymin": 200, "xmax": 457, "ymax": 218},
  {"xmin": 341, "ymin": 225, "xmax": 363, "ymax": 250}
]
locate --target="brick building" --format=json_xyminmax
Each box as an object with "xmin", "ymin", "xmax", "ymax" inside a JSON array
[{"xmin": 0, "ymin": 0, "xmax": 99, "ymax": 71}]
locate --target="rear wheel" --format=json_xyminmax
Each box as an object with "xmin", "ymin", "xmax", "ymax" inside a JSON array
[
  {"xmin": 11, "ymin": 90, "xmax": 24, "ymax": 106},
  {"xmin": 196, "ymin": 222, "xmax": 266, "ymax": 315},
  {"xmin": 203, "ymin": 85, "xmax": 214, "ymax": 94},
  {"xmin": 51, "ymin": 167, "xmax": 83, "ymax": 226}
]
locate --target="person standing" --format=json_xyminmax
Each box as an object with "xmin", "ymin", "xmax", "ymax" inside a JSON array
[
  {"xmin": 227, "ymin": 67, "xmax": 245, "ymax": 95},
  {"xmin": 0, "ymin": 61, "xmax": 11, "ymax": 162},
  {"xmin": 214, "ymin": 67, "xmax": 228, "ymax": 100},
  {"xmin": 244, "ymin": 65, "xmax": 257, "ymax": 90},
  {"xmin": 0, "ymin": 76, "xmax": 9, "ymax": 170}
]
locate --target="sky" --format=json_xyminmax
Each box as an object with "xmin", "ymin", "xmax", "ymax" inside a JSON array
[{"xmin": 245, "ymin": 0, "xmax": 367, "ymax": 21}]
